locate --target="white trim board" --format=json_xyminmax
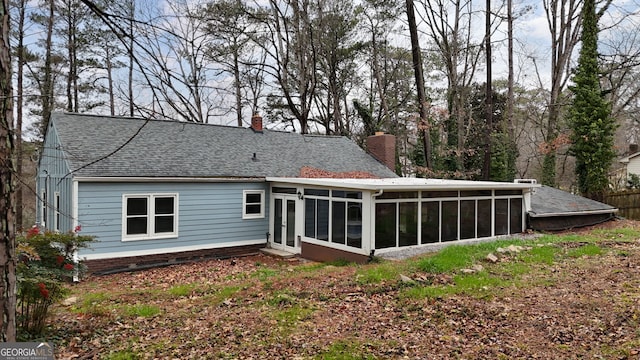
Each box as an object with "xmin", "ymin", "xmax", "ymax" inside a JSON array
[{"xmin": 79, "ymin": 239, "xmax": 266, "ymax": 260}]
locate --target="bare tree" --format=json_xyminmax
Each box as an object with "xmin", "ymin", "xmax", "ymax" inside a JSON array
[
  {"xmin": 312, "ymin": 0, "xmax": 363, "ymax": 135},
  {"xmin": 135, "ymin": 0, "xmax": 223, "ymax": 122},
  {"xmin": 252, "ymin": 0, "xmax": 318, "ymax": 133},
  {"xmin": 416, "ymin": 0, "xmax": 483, "ymax": 173},
  {"xmin": 361, "ymin": 0, "xmax": 402, "ymax": 132},
  {"xmin": 406, "ymin": 0, "xmax": 432, "ymax": 169},
  {"xmin": 201, "ymin": 0, "xmax": 266, "ymax": 127},
  {"xmin": 540, "ymin": 0, "xmax": 583, "ymax": 186},
  {"xmin": 483, "ymin": 0, "xmax": 493, "ymax": 180}
]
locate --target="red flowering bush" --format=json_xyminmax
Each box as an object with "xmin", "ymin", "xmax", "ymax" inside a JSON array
[{"xmin": 17, "ymin": 226, "xmax": 95, "ymax": 338}]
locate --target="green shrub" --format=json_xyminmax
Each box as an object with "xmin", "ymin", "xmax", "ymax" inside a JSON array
[{"xmin": 16, "ymin": 226, "xmax": 95, "ymax": 338}]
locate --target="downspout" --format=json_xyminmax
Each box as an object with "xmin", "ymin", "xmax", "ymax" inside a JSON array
[
  {"xmin": 43, "ymin": 171, "xmax": 50, "ymax": 229},
  {"xmin": 368, "ymin": 189, "xmax": 384, "ymax": 262},
  {"xmin": 72, "ymin": 179, "xmax": 79, "ymax": 282}
]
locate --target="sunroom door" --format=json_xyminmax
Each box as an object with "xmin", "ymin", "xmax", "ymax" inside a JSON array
[{"xmin": 272, "ymin": 195, "xmax": 298, "ymax": 253}]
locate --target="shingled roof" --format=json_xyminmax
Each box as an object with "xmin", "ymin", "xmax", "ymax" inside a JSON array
[
  {"xmin": 528, "ymin": 185, "xmax": 617, "ymax": 231},
  {"xmin": 50, "ymin": 112, "xmax": 398, "ymax": 179},
  {"xmin": 529, "ymin": 185, "xmax": 617, "ymax": 217}
]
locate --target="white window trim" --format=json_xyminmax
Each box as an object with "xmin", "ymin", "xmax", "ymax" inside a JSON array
[
  {"xmin": 122, "ymin": 193, "xmax": 179, "ymax": 241},
  {"xmin": 40, "ymin": 190, "xmax": 47, "ymax": 228},
  {"xmin": 243, "ymin": 190, "xmax": 265, "ymax": 219},
  {"xmin": 54, "ymin": 192, "xmax": 61, "ymax": 232}
]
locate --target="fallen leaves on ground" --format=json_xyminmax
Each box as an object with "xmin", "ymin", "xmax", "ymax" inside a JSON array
[{"xmin": 48, "ymin": 220, "xmax": 640, "ymax": 359}]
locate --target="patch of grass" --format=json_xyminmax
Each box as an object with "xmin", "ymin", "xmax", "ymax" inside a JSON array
[
  {"xmin": 104, "ymin": 351, "xmax": 140, "ymax": 360},
  {"xmin": 412, "ymin": 239, "xmax": 539, "ymax": 274},
  {"xmin": 414, "ymin": 244, "xmax": 481, "ymax": 273},
  {"xmin": 273, "ymin": 304, "xmax": 314, "ymax": 325},
  {"xmin": 123, "ymin": 304, "xmax": 161, "ymax": 317},
  {"xmin": 167, "ymin": 283, "xmax": 196, "ymax": 297},
  {"xmin": 253, "ymin": 267, "xmax": 279, "ymax": 281},
  {"xmin": 315, "ymin": 340, "xmax": 377, "ymax": 360},
  {"xmin": 206, "ymin": 284, "xmax": 244, "ymax": 305},
  {"xmin": 567, "ymin": 243, "xmax": 603, "ymax": 258},
  {"xmin": 592, "ymin": 227, "xmax": 640, "ymax": 241},
  {"xmin": 298, "ymin": 263, "xmax": 328, "ymax": 272},
  {"xmin": 267, "ymin": 292, "xmax": 297, "ymax": 307},
  {"xmin": 518, "ymin": 245, "xmax": 558, "ymax": 265},
  {"xmin": 401, "ymin": 271, "xmax": 512, "ymax": 299},
  {"xmin": 355, "ymin": 261, "xmax": 404, "ymax": 284},
  {"xmin": 81, "ymin": 291, "xmax": 110, "ymax": 304},
  {"xmin": 71, "ymin": 292, "xmax": 112, "ymax": 316},
  {"xmin": 401, "ymin": 284, "xmax": 452, "ymax": 299},
  {"xmin": 325, "ymin": 258, "xmax": 353, "ymax": 267},
  {"xmin": 453, "ymin": 272, "xmax": 510, "ymax": 296},
  {"xmin": 553, "ymin": 234, "xmax": 598, "ymax": 243},
  {"xmin": 219, "ymin": 284, "xmax": 243, "ymax": 298},
  {"xmin": 498, "ymin": 261, "xmax": 531, "ymax": 277}
]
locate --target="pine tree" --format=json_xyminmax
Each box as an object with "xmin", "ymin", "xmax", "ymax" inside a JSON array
[{"xmin": 568, "ymin": 0, "xmax": 616, "ymax": 200}]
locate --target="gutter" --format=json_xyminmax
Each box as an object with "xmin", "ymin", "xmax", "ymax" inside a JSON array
[
  {"xmin": 73, "ymin": 176, "xmax": 267, "ymax": 183},
  {"xmin": 528, "ymin": 208, "xmax": 618, "ymax": 218}
]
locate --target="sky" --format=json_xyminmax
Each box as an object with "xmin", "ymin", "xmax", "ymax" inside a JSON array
[{"xmin": 14, "ymin": 0, "xmax": 640, "ymax": 132}]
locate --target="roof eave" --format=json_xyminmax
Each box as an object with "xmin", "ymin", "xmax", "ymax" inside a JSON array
[
  {"xmin": 267, "ymin": 177, "xmax": 541, "ymax": 191},
  {"xmin": 73, "ymin": 176, "xmax": 267, "ymax": 183},
  {"xmin": 528, "ymin": 208, "xmax": 618, "ymax": 218}
]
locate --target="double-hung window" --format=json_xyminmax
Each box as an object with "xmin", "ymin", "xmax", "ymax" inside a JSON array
[
  {"xmin": 123, "ymin": 194, "xmax": 178, "ymax": 240},
  {"xmin": 243, "ymin": 190, "xmax": 265, "ymax": 219}
]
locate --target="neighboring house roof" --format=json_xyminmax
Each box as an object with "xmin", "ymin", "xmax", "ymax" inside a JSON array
[
  {"xmin": 50, "ymin": 112, "xmax": 398, "ymax": 179},
  {"xmin": 529, "ymin": 185, "xmax": 617, "ymax": 217},
  {"xmin": 619, "ymin": 152, "xmax": 640, "ymax": 164}
]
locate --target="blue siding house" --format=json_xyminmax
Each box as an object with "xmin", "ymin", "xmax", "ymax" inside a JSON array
[
  {"xmin": 37, "ymin": 112, "xmax": 538, "ymax": 273},
  {"xmin": 37, "ymin": 113, "xmax": 397, "ymax": 272}
]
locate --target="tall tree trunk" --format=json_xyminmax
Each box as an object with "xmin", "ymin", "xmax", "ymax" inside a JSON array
[
  {"xmin": 72, "ymin": 8, "xmax": 78, "ymax": 112},
  {"xmin": 66, "ymin": 1, "xmax": 75, "ymax": 112},
  {"xmin": 106, "ymin": 42, "xmax": 115, "ymax": 116},
  {"xmin": 128, "ymin": 0, "xmax": 134, "ymax": 117},
  {"xmin": 483, "ymin": 0, "xmax": 492, "ymax": 180},
  {"xmin": 15, "ymin": 0, "xmax": 26, "ymax": 231},
  {"xmin": 42, "ymin": 0, "xmax": 54, "ymax": 132},
  {"xmin": 506, "ymin": 0, "xmax": 514, "ymax": 137},
  {"xmin": 0, "ymin": 0, "xmax": 17, "ymax": 342},
  {"xmin": 406, "ymin": 0, "xmax": 432, "ymax": 169},
  {"xmin": 541, "ymin": 0, "xmax": 584, "ymax": 186},
  {"xmin": 233, "ymin": 46, "xmax": 242, "ymax": 127},
  {"xmin": 370, "ymin": 31, "xmax": 390, "ymax": 130}
]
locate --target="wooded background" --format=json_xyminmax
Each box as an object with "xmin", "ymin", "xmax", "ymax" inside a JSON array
[{"xmin": 9, "ymin": 0, "xmax": 640, "ymax": 228}]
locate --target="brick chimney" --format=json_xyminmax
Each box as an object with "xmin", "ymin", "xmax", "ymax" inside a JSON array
[
  {"xmin": 366, "ymin": 132, "xmax": 396, "ymax": 172},
  {"xmin": 251, "ymin": 113, "xmax": 263, "ymax": 132}
]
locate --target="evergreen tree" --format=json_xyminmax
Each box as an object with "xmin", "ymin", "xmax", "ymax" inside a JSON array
[{"xmin": 568, "ymin": 0, "xmax": 616, "ymax": 200}]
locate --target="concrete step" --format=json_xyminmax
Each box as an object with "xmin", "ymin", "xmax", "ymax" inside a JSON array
[{"xmin": 260, "ymin": 248, "xmax": 296, "ymax": 259}]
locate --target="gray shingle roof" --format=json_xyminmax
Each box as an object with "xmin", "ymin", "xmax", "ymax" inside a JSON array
[
  {"xmin": 529, "ymin": 185, "xmax": 617, "ymax": 217},
  {"xmin": 51, "ymin": 112, "xmax": 397, "ymax": 179}
]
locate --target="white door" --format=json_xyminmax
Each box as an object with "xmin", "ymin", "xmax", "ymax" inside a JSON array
[{"xmin": 272, "ymin": 195, "xmax": 299, "ymax": 253}]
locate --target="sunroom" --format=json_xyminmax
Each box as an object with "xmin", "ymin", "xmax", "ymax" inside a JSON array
[{"xmin": 266, "ymin": 177, "xmax": 539, "ymax": 263}]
